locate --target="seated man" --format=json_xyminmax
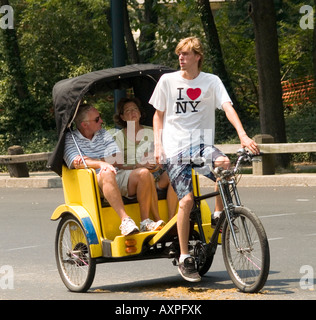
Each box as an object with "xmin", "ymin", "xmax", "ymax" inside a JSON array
[{"xmin": 63, "ymin": 104, "xmax": 164, "ymax": 236}]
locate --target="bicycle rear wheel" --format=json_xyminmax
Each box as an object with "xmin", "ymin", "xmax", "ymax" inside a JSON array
[
  {"xmin": 55, "ymin": 214, "xmax": 96, "ymax": 292},
  {"xmin": 222, "ymin": 206, "xmax": 270, "ymax": 293}
]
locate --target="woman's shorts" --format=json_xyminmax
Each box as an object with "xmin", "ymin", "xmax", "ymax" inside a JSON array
[{"xmin": 164, "ymin": 144, "xmax": 227, "ymax": 200}]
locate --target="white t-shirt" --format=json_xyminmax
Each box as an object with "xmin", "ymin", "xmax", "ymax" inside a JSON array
[{"xmin": 149, "ymin": 71, "xmax": 232, "ymax": 158}]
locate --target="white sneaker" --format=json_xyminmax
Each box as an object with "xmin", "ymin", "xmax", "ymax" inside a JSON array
[
  {"xmin": 119, "ymin": 217, "xmax": 139, "ymax": 236},
  {"xmin": 140, "ymin": 219, "xmax": 165, "ymax": 232}
]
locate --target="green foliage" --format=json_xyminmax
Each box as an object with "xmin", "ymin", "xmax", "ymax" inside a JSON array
[
  {"xmin": 0, "ymin": 0, "xmax": 112, "ymax": 144},
  {"xmin": 284, "ymin": 102, "xmax": 316, "ymax": 163},
  {"xmin": 215, "ymin": 1, "xmax": 258, "ymax": 117},
  {"xmin": 127, "ymin": 0, "xmax": 207, "ymax": 69},
  {"xmin": 277, "ymin": 0, "xmax": 314, "ymax": 80},
  {"xmin": 285, "ymin": 102, "xmax": 316, "ymax": 143},
  {"xmin": 1, "ymin": 0, "xmax": 315, "ymax": 171}
]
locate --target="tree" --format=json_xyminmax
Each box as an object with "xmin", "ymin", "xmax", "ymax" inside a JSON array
[
  {"xmin": 0, "ymin": 0, "xmax": 113, "ymax": 149},
  {"xmin": 138, "ymin": 0, "xmax": 158, "ymax": 63},
  {"xmin": 196, "ymin": 0, "xmax": 238, "ymax": 106},
  {"xmin": 249, "ymin": 0, "xmax": 289, "ymax": 167},
  {"xmin": 313, "ymin": 0, "xmax": 316, "ymax": 80},
  {"xmin": 123, "ymin": 0, "xmax": 139, "ymax": 64},
  {"xmin": 0, "ymin": 0, "xmax": 37, "ymax": 137},
  {"xmin": 125, "ymin": 0, "xmax": 158, "ymax": 63},
  {"xmin": 196, "ymin": 0, "xmax": 247, "ymax": 139},
  {"xmin": 18, "ymin": 0, "xmax": 112, "ymax": 126}
]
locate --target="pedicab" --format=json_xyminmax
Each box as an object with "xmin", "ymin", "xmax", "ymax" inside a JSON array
[{"xmin": 48, "ymin": 64, "xmax": 270, "ymax": 293}]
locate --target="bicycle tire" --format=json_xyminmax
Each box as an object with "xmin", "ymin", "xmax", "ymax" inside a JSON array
[
  {"xmin": 55, "ymin": 214, "xmax": 96, "ymax": 292},
  {"xmin": 222, "ymin": 206, "xmax": 270, "ymax": 293}
]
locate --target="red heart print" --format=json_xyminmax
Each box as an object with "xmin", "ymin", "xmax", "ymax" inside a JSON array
[{"xmin": 187, "ymin": 88, "xmax": 201, "ymax": 100}]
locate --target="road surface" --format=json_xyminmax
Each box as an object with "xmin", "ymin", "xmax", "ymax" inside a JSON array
[{"xmin": 0, "ymin": 186, "xmax": 315, "ymax": 301}]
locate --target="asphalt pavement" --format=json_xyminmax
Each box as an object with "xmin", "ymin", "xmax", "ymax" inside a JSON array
[
  {"xmin": 1, "ymin": 186, "xmax": 315, "ymax": 301},
  {"xmin": 1, "ymin": 168, "xmax": 316, "ymax": 302}
]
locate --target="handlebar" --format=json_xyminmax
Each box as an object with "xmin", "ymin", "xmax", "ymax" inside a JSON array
[
  {"xmin": 235, "ymin": 147, "xmax": 261, "ymax": 170},
  {"xmin": 190, "ymin": 148, "xmax": 261, "ymax": 180},
  {"xmin": 214, "ymin": 148, "xmax": 261, "ymax": 179}
]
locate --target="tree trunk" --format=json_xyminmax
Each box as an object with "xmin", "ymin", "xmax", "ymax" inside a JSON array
[
  {"xmin": 249, "ymin": 0, "xmax": 289, "ymax": 167},
  {"xmin": 139, "ymin": 0, "xmax": 158, "ymax": 63},
  {"xmin": 196, "ymin": 0, "xmax": 238, "ymax": 108},
  {"xmin": 123, "ymin": 0, "xmax": 139, "ymax": 64},
  {"xmin": 313, "ymin": 0, "xmax": 316, "ymax": 81}
]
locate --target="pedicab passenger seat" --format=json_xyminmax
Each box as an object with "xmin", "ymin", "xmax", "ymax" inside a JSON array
[{"xmin": 100, "ymin": 188, "xmax": 167, "ymax": 208}]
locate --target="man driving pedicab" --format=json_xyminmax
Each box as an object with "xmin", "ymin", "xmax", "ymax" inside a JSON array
[{"xmin": 150, "ymin": 37, "xmax": 260, "ymax": 282}]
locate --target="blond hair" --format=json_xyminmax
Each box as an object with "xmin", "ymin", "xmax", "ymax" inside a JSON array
[{"xmin": 175, "ymin": 37, "xmax": 204, "ymax": 70}]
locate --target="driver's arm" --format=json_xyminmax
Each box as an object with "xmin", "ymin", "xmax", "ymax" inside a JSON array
[{"xmin": 222, "ymin": 102, "xmax": 260, "ymax": 155}]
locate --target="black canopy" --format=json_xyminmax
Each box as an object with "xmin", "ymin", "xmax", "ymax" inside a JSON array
[{"xmin": 47, "ymin": 64, "xmax": 175, "ymax": 176}]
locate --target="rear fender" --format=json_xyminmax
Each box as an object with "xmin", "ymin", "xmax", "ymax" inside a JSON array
[{"xmin": 51, "ymin": 204, "xmax": 102, "ymax": 258}]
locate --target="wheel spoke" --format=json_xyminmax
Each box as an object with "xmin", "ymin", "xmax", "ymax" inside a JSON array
[{"xmin": 55, "ymin": 216, "xmax": 96, "ymax": 292}]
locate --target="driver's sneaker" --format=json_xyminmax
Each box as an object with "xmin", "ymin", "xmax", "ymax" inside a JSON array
[
  {"xmin": 119, "ymin": 217, "xmax": 139, "ymax": 236},
  {"xmin": 140, "ymin": 218, "xmax": 165, "ymax": 232},
  {"xmin": 178, "ymin": 257, "xmax": 201, "ymax": 282}
]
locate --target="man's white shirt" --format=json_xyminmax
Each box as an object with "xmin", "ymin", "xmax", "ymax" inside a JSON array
[{"xmin": 149, "ymin": 71, "xmax": 232, "ymax": 158}]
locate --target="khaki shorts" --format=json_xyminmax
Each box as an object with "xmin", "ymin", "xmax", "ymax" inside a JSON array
[
  {"xmin": 115, "ymin": 169, "xmax": 134, "ymax": 198},
  {"xmin": 98, "ymin": 169, "xmax": 134, "ymax": 199}
]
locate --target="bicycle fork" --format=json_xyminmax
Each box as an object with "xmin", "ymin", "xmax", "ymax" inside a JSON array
[{"xmin": 217, "ymin": 179, "xmax": 242, "ymax": 249}]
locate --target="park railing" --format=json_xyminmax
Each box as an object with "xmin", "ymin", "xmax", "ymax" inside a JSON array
[{"xmin": 1, "ymin": 135, "xmax": 316, "ymax": 177}]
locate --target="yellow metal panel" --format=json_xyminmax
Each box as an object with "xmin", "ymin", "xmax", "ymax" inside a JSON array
[
  {"xmin": 51, "ymin": 204, "xmax": 89, "ymax": 221},
  {"xmin": 192, "ymin": 169, "xmax": 201, "ymax": 197},
  {"xmin": 200, "ymin": 199, "xmax": 211, "ymax": 224},
  {"xmin": 61, "ymin": 167, "xmax": 102, "ymax": 234},
  {"xmin": 110, "ymin": 232, "xmax": 157, "ymax": 257},
  {"xmin": 148, "ymin": 214, "xmax": 177, "ymax": 246},
  {"xmin": 100, "ymin": 199, "xmax": 170, "ymax": 241}
]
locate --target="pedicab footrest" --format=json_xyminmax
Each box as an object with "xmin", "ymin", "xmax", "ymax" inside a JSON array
[{"xmin": 102, "ymin": 231, "xmax": 158, "ymax": 258}]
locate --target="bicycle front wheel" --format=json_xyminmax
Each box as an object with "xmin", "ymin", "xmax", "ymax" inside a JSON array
[{"xmin": 222, "ymin": 206, "xmax": 270, "ymax": 293}]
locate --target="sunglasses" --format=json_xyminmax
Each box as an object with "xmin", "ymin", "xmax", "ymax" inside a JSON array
[{"xmin": 84, "ymin": 115, "xmax": 101, "ymax": 123}]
